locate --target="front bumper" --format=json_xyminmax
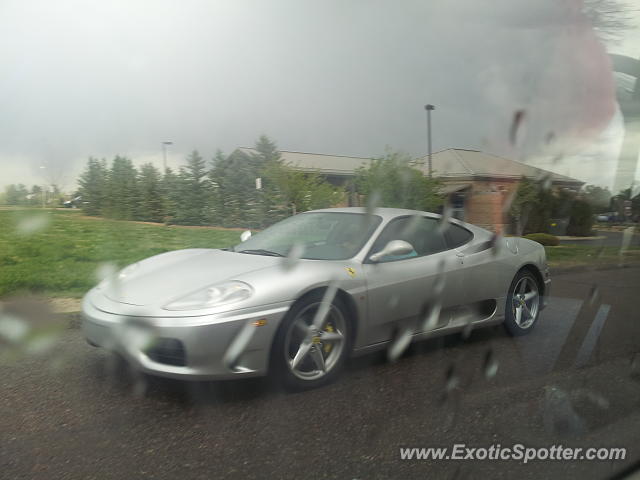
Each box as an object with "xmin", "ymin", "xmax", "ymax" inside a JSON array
[{"xmin": 82, "ymin": 292, "xmax": 291, "ymax": 380}]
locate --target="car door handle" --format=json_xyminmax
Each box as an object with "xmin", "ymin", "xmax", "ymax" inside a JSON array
[{"xmin": 455, "ymin": 250, "xmax": 465, "ymax": 264}]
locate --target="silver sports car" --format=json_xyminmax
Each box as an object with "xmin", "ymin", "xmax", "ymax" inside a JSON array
[{"xmin": 82, "ymin": 207, "xmax": 550, "ymax": 390}]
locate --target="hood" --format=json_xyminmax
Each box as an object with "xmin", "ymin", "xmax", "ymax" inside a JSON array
[{"xmin": 102, "ymin": 248, "xmax": 280, "ymax": 306}]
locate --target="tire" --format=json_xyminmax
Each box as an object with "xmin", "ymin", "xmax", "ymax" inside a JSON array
[
  {"xmin": 504, "ymin": 270, "xmax": 541, "ymax": 336},
  {"xmin": 271, "ymin": 290, "xmax": 352, "ymax": 391}
]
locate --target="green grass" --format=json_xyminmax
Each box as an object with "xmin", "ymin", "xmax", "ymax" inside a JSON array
[
  {"xmin": 1, "ymin": 209, "xmax": 639, "ymax": 298},
  {"xmin": 0, "ymin": 209, "xmax": 241, "ymax": 298},
  {"xmin": 545, "ymin": 244, "xmax": 640, "ymax": 268}
]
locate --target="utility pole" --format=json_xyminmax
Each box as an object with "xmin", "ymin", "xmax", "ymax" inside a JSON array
[{"xmin": 425, "ymin": 104, "xmax": 435, "ymax": 178}]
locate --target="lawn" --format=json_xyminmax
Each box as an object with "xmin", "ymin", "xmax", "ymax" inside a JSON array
[
  {"xmin": 0, "ymin": 209, "xmax": 241, "ymax": 298},
  {"xmin": 544, "ymin": 244, "xmax": 640, "ymax": 269},
  {"xmin": 1, "ymin": 209, "xmax": 638, "ymax": 298}
]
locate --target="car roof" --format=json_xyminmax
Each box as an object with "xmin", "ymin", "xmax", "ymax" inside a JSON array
[{"xmin": 305, "ymin": 206, "xmax": 442, "ymax": 221}]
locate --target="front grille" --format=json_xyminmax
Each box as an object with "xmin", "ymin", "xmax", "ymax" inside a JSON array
[{"xmin": 146, "ymin": 338, "xmax": 186, "ymax": 366}]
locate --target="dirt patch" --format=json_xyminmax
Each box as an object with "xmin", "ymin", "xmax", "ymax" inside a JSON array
[{"xmin": 49, "ymin": 298, "xmax": 82, "ymax": 314}]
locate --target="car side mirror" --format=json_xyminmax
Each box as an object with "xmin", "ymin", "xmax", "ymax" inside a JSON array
[
  {"xmin": 240, "ymin": 230, "xmax": 252, "ymax": 242},
  {"xmin": 369, "ymin": 240, "xmax": 414, "ymax": 263}
]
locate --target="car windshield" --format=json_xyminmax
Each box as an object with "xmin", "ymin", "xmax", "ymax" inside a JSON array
[{"xmin": 234, "ymin": 212, "xmax": 381, "ymax": 260}]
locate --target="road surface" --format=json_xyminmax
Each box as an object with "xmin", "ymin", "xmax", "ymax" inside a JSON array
[{"xmin": 1, "ymin": 267, "xmax": 639, "ymax": 479}]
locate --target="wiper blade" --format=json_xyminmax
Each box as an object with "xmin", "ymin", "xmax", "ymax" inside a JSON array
[{"xmin": 237, "ymin": 249, "xmax": 284, "ymax": 257}]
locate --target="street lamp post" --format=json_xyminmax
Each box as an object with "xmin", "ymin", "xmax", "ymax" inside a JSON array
[
  {"xmin": 424, "ymin": 104, "xmax": 435, "ymax": 178},
  {"xmin": 161, "ymin": 141, "xmax": 173, "ymax": 171}
]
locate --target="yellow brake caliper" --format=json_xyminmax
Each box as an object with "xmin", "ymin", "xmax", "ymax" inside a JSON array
[{"xmin": 323, "ymin": 323, "xmax": 334, "ymax": 353}]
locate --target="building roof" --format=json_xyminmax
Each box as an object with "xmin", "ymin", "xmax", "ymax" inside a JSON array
[
  {"xmin": 237, "ymin": 147, "xmax": 370, "ymax": 176},
  {"xmin": 235, "ymin": 147, "xmax": 584, "ymax": 185},
  {"xmin": 418, "ymin": 149, "xmax": 583, "ymax": 185}
]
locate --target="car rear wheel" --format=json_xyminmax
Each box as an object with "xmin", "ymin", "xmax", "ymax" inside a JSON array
[
  {"xmin": 504, "ymin": 270, "xmax": 541, "ymax": 336},
  {"xmin": 272, "ymin": 291, "xmax": 351, "ymax": 391}
]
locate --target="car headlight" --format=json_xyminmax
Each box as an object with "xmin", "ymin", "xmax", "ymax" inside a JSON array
[{"xmin": 163, "ymin": 281, "xmax": 253, "ymax": 311}]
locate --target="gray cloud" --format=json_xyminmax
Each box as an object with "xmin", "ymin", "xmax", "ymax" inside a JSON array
[{"xmin": 0, "ymin": 0, "xmax": 631, "ymax": 189}]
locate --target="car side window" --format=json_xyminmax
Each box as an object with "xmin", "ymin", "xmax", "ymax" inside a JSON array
[
  {"xmin": 370, "ymin": 216, "xmax": 448, "ymax": 262},
  {"xmin": 445, "ymin": 223, "xmax": 474, "ymax": 249}
]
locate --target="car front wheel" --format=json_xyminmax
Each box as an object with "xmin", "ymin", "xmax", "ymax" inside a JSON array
[{"xmin": 272, "ymin": 291, "xmax": 351, "ymax": 391}]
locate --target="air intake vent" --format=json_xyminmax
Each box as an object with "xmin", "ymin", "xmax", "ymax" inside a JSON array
[{"xmin": 146, "ymin": 338, "xmax": 186, "ymax": 366}]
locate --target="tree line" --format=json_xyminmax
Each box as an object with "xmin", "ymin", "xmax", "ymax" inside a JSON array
[
  {"xmin": 1, "ymin": 184, "xmax": 64, "ymax": 207},
  {"xmin": 73, "ymin": 136, "xmax": 344, "ymax": 228},
  {"xmin": 4, "ymin": 134, "xmax": 635, "ymax": 235},
  {"xmin": 70, "ymin": 136, "xmax": 443, "ymax": 229}
]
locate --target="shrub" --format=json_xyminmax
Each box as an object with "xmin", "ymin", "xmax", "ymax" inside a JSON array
[
  {"xmin": 566, "ymin": 198, "xmax": 594, "ymax": 236},
  {"xmin": 524, "ymin": 233, "xmax": 560, "ymax": 246}
]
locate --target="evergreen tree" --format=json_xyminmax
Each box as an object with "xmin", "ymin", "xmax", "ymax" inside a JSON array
[
  {"xmin": 4, "ymin": 184, "xmax": 29, "ymax": 205},
  {"xmin": 253, "ymin": 135, "xmax": 281, "ymax": 163},
  {"xmin": 77, "ymin": 157, "xmax": 108, "ymax": 216},
  {"xmin": 29, "ymin": 185, "xmax": 43, "ymax": 206},
  {"xmin": 137, "ymin": 163, "xmax": 165, "ymax": 222},
  {"xmin": 161, "ymin": 167, "xmax": 181, "ymax": 223},
  {"xmin": 173, "ymin": 150, "xmax": 208, "ymax": 225},
  {"xmin": 204, "ymin": 150, "xmax": 226, "ymax": 224},
  {"xmin": 208, "ymin": 149, "xmax": 261, "ymax": 227},
  {"xmin": 104, "ymin": 156, "xmax": 138, "ymax": 220}
]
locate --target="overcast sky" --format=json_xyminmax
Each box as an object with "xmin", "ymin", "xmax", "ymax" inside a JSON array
[{"xmin": 1, "ymin": 0, "xmax": 639, "ymax": 191}]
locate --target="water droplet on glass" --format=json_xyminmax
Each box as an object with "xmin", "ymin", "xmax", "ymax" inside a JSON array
[
  {"xmin": 311, "ymin": 279, "xmax": 340, "ymax": 329},
  {"xmin": 118, "ymin": 319, "xmax": 156, "ymax": 354},
  {"xmin": 490, "ymin": 233, "xmax": 502, "ymax": 256},
  {"xmin": 25, "ymin": 334, "xmax": 58, "ymax": 355},
  {"xmin": 619, "ymin": 227, "xmax": 635, "ymax": 265},
  {"xmin": 630, "ymin": 353, "xmax": 640, "ymax": 379},
  {"xmin": 387, "ymin": 326, "xmax": 413, "ymax": 362},
  {"xmin": 439, "ymin": 200, "xmax": 452, "ymax": 233},
  {"xmin": 545, "ymin": 131, "xmax": 555, "ymax": 144},
  {"xmin": 223, "ymin": 320, "xmax": 256, "ymax": 370},
  {"xmin": 0, "ymin": 314, "xmax": 30, "ymax": 343},
  {"xmin": 95, "ymin": 262, "xmax": 118, "ymax": 284},
  {"xmin": 421, "ymin": 301, "xmax": 442, "ymax": 332},
  {"xmin": 509, "ymin": 109, "xmax": 526, "ymax": 145},
  {"xmin": 583, "ymin": 390, "xmax": 609, "ymax": 410},
  {"xmin": 461, "ymin": 314, "xmax": 473, "ymax": 339},
  {"xmin": 240, "ymin": 230, "xmax": 252, "ymax": 242},
  {"xmin": 541, "ymin": 385, "xmax": 586, "ymax": 437},
  {"xmin": 588, "ymin": 284, "xmax": 599, "ymax": 305},
  {"xmin": 132, "ymin": 374, "xmax": 148, "ymax": 398},
  {"xmin": 483, "ymin": 349, "xmax": 498, "ymax": 379},
  {"xmin": 445, "ymin": 364, "xmax": 459, "ymax": 393},
  {"xmin": 281, "ymin": 242, "xmax": 304, "ymax": 271},
  {"xmin": 539, "ymin": 174, "xmax": 552, "ymax": 191},
  {"xmin": 16, "ymin": 214, "xmax": 50, "ymax": 236},
  {"xmin": 365, "ymin": 191, "xmax": 381, "ymax": 219},
  {"xmin": 388, "ymin": 295, "xmax": 399, "ymax": 309},
  {"xmin": 402, "ymin": 214, "xmax": 423, "ymax": 237}
]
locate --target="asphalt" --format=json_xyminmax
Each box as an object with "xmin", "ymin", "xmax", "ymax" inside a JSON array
[{"xmin": 1, "ymin": 267, "xmax": 640, "ymax": 480}]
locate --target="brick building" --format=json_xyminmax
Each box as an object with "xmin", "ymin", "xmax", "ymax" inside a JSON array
[
  {"xmin": 415, "ymin": 149, "xmax": 583, "ymax": 233},
  {"xmin": 235, "ymin": 147, "xmax": 583, "ymax": 232}
]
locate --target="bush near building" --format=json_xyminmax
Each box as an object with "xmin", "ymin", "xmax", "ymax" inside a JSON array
[
  {"xmin": 509, "ymin": 177, "xmax": 595, "ymax": 236},
  {"xmin": 523, "ymin": 233, "xmax": 560, "ymax": 246}
]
